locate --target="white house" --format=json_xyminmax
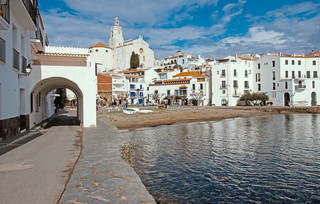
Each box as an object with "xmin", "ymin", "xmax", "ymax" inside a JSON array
[
  {"xmin": 253, "ymin": 53, "xmax": 320, "ymax": 106},
  {"xmin": 210, "ymin": 56, "xmax": 255, "ymax": 106},
  {"xmin": 0, "ymin": 0, "xmax": 48, "ymax": 139}
]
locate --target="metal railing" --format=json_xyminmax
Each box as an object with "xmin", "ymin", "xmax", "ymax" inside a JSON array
[
  {"xmin": 13, "ymin": 48, "xmax": 20, "ymax": 70},
  {"xmin": 0, "ymin": 0, "xmax": 10, "ymax": 23},
  {"xmin": 22, "ymin": 0, "xmax": 37, "ymax": 26},
  {"xmin": 295, "ymin": 84, "xmax": 306, "ymax": 89},
  {"xmin": 0, "ymin": 37, "xmax": 5, "ymax": 62},
  {"xmin": 22, "ymin": 56, "xmax": 27, "ymax": 73}
]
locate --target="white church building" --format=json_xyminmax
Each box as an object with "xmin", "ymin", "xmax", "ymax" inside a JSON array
[{"xmin": 90, "ymin": 17, "xmax": 154, "ymax": 72}]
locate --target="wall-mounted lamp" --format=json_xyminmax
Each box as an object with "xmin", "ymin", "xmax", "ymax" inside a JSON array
[{"xmin": 18, "ymin": 64, "xmax": 32, "ymax": 78}]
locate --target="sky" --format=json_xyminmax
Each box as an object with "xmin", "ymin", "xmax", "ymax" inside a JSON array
[{"xmin": 38, "ymin": 0, "xmax": 320, "ymax": 59}]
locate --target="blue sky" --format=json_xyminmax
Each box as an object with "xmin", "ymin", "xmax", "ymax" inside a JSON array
[{"xmin": 39, "ymin": 0, "xmax": 320, "ymax": 59}]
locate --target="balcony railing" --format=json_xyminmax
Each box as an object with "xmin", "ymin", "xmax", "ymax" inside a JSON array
[
  {"xmin": 0, "ymin": 0, "xmax": 10, "ymax": 23},
  {"xmin": 22, "ymin": 56, "xmax": 27, "ymax": 73},
  {"xmin": 36, "ymin": 26, "xmax": 44, "ymax": 47},
  {"xmin": 0, "ymin": 37, "xmax": 5, "ymax": 62},
  {"xmin": 220, "ymin": 74, "xmax": 226, "ymax": 78},
  {"xmin": 295, "ymin": 84, "xmax": 306, "ymax": 89},
  {"xmin": 220, "ymin": 86, "xmax": 226, "ymax": 89},
  {"xmin": 22, "ymin": 0, "xmax": 37, "ymax": 26},
  {"xmin": 13, "ymin": 48, "xmax": 20, "ymax": 70}
]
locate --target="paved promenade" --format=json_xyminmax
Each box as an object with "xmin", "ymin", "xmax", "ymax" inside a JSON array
[{"xmin": 60, "ymin": 118, "xmax": 156, "ymax": 204}]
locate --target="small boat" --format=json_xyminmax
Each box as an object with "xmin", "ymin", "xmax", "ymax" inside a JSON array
[{"xmin": 123, "ymin": 108, "xmax": 136, "ymax": 114}]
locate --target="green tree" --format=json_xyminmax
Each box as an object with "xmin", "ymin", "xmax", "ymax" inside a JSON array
[
  {"xmin": 130, "ymin": 51, "xmax": 140, "ymax": 68},
  {"xmin": 54, "ymin": 88, "xmax": 69, "ymax": 109},
  {"xmin": 240, "ymin": 92, "xmax": 269, "ymax": 106}
]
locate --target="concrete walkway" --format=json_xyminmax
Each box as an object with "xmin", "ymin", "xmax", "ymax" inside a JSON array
[
  {"xmin": 60, "ymin": 118, "xmax": 156, "ymax": 204},
  {"xmin": 0, "ymin": 112, "xmax": 81, "ymax": 204}
]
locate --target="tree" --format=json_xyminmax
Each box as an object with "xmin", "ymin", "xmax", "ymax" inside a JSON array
[
  {"xmin": 240, "ymin": 92, "xmax": 253, "ymax": 106},
  {"xmin": 130, "ymin": 51, "xmax": 140, "ymax": 68},
  {"xmin": 190, "ymin": 91, "xmax": 204, "ymax": 106},
  {"xmin": 99, "ymin": 92, "xmax": 113, "ymax": 106},
  {"xmin": 240, "ymin": 92, "xmax": 269, "ymax": 106},
  {"xmin": 54, "ymin": 88, "xmax": 68, "ymax": 109},
  {"xmin": 151, "ymin": 93, "xmax": 165, "ymax": 104}
]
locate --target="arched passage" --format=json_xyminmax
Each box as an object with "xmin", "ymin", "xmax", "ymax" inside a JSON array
[
  {"xmin": 284, "ymin": 93, "xmax": 290, "ymax": 106},
  {"xmin": 29, "ymin": 77, "xmax": 88, "ymax": 128},
  {"xmin": 311, "ymin": 92, "xmax": 317, "ymax": 106}
]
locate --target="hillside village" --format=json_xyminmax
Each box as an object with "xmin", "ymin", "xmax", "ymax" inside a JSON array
[{"xmin": 0, "ymin": 1, "xmax": 320, "ymax": 139}]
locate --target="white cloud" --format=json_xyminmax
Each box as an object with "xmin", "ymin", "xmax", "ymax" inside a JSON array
[{"xmin": 222, "ymin": 26, "xmax": 286, "ymax": 45}]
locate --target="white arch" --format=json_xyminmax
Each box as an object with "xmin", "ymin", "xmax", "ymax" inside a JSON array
[{"xmin": 29, "ymin": 77, "xmax": 95, "ymax": 128}]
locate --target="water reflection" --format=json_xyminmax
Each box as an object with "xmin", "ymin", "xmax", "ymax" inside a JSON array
[{"xmin": 128, "ymin": 114, "xmax": 320, "ymax": 203}]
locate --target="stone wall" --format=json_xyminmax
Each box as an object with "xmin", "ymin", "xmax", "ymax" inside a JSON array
[{"xmin": 0, "ymin": 116, "xmax": 20, "ymax": 140}]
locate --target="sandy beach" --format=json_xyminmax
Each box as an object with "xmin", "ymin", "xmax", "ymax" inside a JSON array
[
  {"xmin": 98, "ymin": 106, "xmax": 319, "ymax": 130},
  {"xmin": 97, "ymin": 106, "xmax": 320, "ymax": 130}
]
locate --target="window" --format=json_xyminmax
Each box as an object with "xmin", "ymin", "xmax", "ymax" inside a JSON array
[
  {"xmin": 258, "ymin": 63, "xmax": 260, "ymax": 69},
  {"xmin": 174, "ymin": 90, "xmax": 179, "ymax": 95},
  {"xmin": 234, "ymin": 69, "xmax": 237, "ymax": 77},
  {"xmin": 285, "ymin": 71, "xmax": 288, "ymax": 78},
  {"xmin": 292, "ymin": 60, "xmax": 295, "ymax": 65},
  {"xmin": 256, "ymin": 73, "xmax": 257, "ymax": 82},
  {"xmin": 244, "ymin": 81, "xmax": 249, "ymax": 88},
  {"xmin": 167, "ymin": 90, "xmax": 170, "ymax": 95},
  {"xmin": 140, "ymin": 84, "xmax": 143, "ymax": 89},
  {"xmin": 233, "ymin": 80, "xmax": 238, "ymax": 88},
  {"xmin": 221, "ymin": 81, "xmax": 226, "ymax": 88},
  {"xmin": 200, "ymin": 83, "xmax": 203, "ymax": 90},
  {"xmin": 298, "ymin": 60, "xmax": 301, "ymax": 65},
  {"xmin": 155, "ymin": 90, "xmax": 158, "ymax": 94},
  {"xmin": 272, "ymin": 61, "xmax": 275, "ymax": 67},
  {"xmin": 0, "ymin": 37, "xmax": 5, "ymax": 63},
  {"xmin": 192, "ymin": 84, "xmax": 195, "ymax": 90},
  {"xmin": 258, "ymin": 84, "xmax": 261, "ymax": 91},
  {"xmin": 313, "ymin": 60, "xmax": 316, "ymax": 65},
  {"xmin": 273, "ymin": 92, "xmax": 277, "ymax": 98},
  {"xmin": 257, "ymin": 73, "xmax": 261, "ymax": 82},
  {"xmin": 222, "ymin": 90, "xmax": 226, "ymax": 94},
  {"xmin": 221, "ymin": 69, "xmax": 225, "ymax": 77},
  {"xmin": 313, "ymin": 71, "xmax": 318, "ymax": 78},
  {"xmin": 95, "ymin": 49, "xmax": 98, "ymax": 52},
  {"xmin": 273, "ymin": 83, "xmax": 276, "ymax": 90},
  {"xmin": 292, "ymin": 71, "xmax": 295, "ymax": 79},
  {"xmin": 245, "ymin": 70, "xmax": 248, "ymax": 77},
  {"xmin": 298, "ymin": 71, "xmax": 301, "ymax": 78},
  {"xmin": 147, "ymin": 87, "xmax": 149, "ymax": 91},
  {"xmin": 285, "ymin": 82, "xmax": 288, "ymax": 89},
  {"xmin": 140, "ymin": 92, "xmax": 143, "ymax": 97},
  {"xmin": 272, "ymin": 71, "xmax": 275, "ymax": 80},
  {"xmin": 307, "ymin": 71, "xmax": 310, "ymax": 78},
  {"xmin": 312, "ymin": 81, "xmax": 315, "ymax": 88},
  {"xmin": 30, "ymin": 92, "xmax": 33, "ymax": 113},
  {"xmin": 285, "ymin": 60, "xmax": 288, "ymax": 65}
]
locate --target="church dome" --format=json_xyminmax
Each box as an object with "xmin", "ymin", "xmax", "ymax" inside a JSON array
[{"xmin": 89, "ymin": 43, "xmax": 111, "ymax": 49}]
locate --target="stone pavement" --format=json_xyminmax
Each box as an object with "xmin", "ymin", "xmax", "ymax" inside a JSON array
[{"xmin": 60, "ymin": 118, "xmax": 156, "ymax": 204}]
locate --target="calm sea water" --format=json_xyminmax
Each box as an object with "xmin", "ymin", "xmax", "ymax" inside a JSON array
[{"xmin": 127, "ymin": 114, "xmax": 320, "ymax": 203}]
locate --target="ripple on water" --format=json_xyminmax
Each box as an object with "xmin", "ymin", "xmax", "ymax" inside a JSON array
[{"xmin": 129, "ymin": 114, "xmax": 320, "ymax": 203}]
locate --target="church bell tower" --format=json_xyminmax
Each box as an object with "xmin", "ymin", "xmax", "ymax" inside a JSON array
[{"xmin": 109, "ymin": 17, "xmax": 124, "ymax": 49}]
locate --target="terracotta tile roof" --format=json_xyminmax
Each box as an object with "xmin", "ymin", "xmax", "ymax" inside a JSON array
[
  {"xmin": 192, "ymin": 73, "xmax": 207, "ymax": 78},
  {"xmin": 173, "ymin": 71, "xmax": 199, "ymax": 77},
  {"xmin": 179, "ymin": 85, "xmax": 188, "ymax": 89},
  {"xmin": 150, "ymin": 78, "xmax": 191, "ymax": 86},
  {"xmin": 89, "ymin": 42, "xmax": 111, "ymax": 49},
  {"xmin": 122, "ymin": 69, "xmax": 147, "ymax": 74}
]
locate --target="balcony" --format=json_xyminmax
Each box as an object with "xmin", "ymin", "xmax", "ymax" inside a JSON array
[
  {"xmin": 0, "ymin": 0, "xmax": 10, "ymax": 29},
  {"xmin": 0, "ymin": 37, "xmax": 5, "ymax": 62},
  {"xmin": 11, "ymin": 0, "xmax": 37, "ymax": 30},
  {"xmin": 220, "ymin": 86, "xmax": 226, "ymax": 90},
  {"xmin": 295, "ymin": 84, "xmax": 306, "ymax": 90},
  {"xmin": 220, "ymin": 74, "xmax": 226, "ymax": 78},
  {"xmin": 30, "ymin": 26, "xmax": 44, "ymax": 53},
  {"xmin": 13, "ymin": 48, "xmax": 20, "ymax": 70}
]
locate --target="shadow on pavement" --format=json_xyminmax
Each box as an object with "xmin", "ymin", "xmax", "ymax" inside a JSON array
[{"xmin": 44, "ymin": 115, "xmax": 80, "ymax": 129}]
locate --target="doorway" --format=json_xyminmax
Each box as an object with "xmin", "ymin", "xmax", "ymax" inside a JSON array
[{"xmin": 284, "ymin": 93, "xmax": 290, "ymax": 106}]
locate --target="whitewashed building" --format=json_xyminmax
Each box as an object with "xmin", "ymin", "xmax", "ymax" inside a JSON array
[
  {"xmin": 210, "ymin": 56, "xmax": 255, "ymax": 106},
  {"xmin": 253, "ymin": 53, "xmax": 320, "ymax": 106},
  {"xmin": 0, "ymin": 0, "xmax": 48, "ymax": 139},
  {"xmin": 89, "ymin": 18, "xmax": 155, "ymax": 72}
]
